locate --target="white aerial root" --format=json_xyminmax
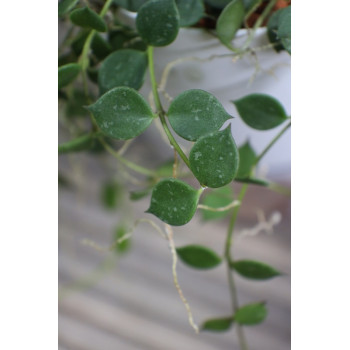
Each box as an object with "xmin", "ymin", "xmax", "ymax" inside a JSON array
[
  {"xmin": 198, "ymin": 200, "xmax": 240, "ymax": 212},
  {"xmin": 165, "ymin": 224, "xmax": 199, "ymax": 334}
]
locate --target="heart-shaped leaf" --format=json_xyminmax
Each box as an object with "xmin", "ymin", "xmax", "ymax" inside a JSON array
[
  {"xmin": 113, "ymin": 0, "xmax": 149, "ymax": 12},
  {"xmin": 70, "ymin": 7, "xmax": 107, "ymax": 32},
  {"xmin": 233, "ymin": 94, "xmax": 288, "ymax": 130},
  {"xmin": 216, "ymin": 0, "xmax": 245, "ymax": 50},
  {"xmin": 87, "ymin": 87, "xmax": 155, "ymax": 140},
  {"xmin": 176, "ymin": 245, "xmax": 222, "ymax": 269},
  {"xmin": 98, "ymin": 49, "xmax": 148, "ymax": 95},
  {"xmin": 234, "ymin": 302, "xmax": 267, "ymax": 325},
  {"xmin": 231, "ymin": 260, "xmax": 281, "ymax": 280},
  {"xmin": 237, "ymin": 141, "xmax": 256, "ymax": 178},
  {"xmin": 146, "ymin": 179, "xmax": 201, "ymax": 226},
  {"xmin": 201, "ymin": 185, "xmax": 233, "ymax": 221},
  {"xmin": 201, "ymin": 317, "xmax": 233, "ymax": 332},
  {"xmin": 58, "ymin": 0, "xmax": 79, "ymax": 17},
  {"xmin": 189, "ymin": 127, "xmax": 239, "ymax": 188},
  {"xmin": 176, "ymin": 0, "xmax": 204, "ymax": 27},
  {"xmin": 58, "ymin": 63, "xmax": 81, "ymax": 89},
  {"xmin": 168, "ymin": 89, "xmax": 232, "ymax": 141},
  {"xmin": 136, "ymin": 0, "xmax": 180, "ymax": 47}
]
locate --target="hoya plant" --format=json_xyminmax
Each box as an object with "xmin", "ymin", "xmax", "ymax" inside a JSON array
[{"xmin": 58, "ymin": 0, "xmax": 291, "ymax": 349}]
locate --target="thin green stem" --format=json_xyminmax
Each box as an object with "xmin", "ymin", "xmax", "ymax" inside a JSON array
[
  {"xmin": 99, "ymin": 137, "xmax": 156, "ymax": 177},
  {"xmin": 254, "ymin": 121, "xmax": 291, "ymax": 166},
  {"xmin": 147, "ymin": 46, "xmax": 191, "ymax": 170},
  {"xmin": 224, "ymin": 183, "xmax": 249, "ymax": 350}
]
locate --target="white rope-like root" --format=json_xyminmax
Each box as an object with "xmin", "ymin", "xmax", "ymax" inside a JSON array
[{"xmin": 197, "ymin": 200, "xmax": 240, "ymax": 212}]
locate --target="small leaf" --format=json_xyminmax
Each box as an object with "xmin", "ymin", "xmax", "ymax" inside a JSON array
[
  {"xmin": 231, "ymin": 260, "xmax": 280, "ymax": 280},
  {"xmin": 136, "ymin": 0, "xmax": 180, "ymax": 47},
  {"xmin": 91, "ymin": 33, "xmax": 113, "ymax": 60},
  {"xmin": 176, "ymin": 0, "xmax": 204, "ymax": 27},
  {"xmin": 168, "ymin": 89, "xmax": 232, "ymax": 141},
  {"xmin": 189, "ymin": 127, "xmax": 239, "ymax": 188},
  {"xmin": 201, "ymin": 317, "xmax": 233, "ymax": 332},
  {"xmin": 237, "ymin": 141, "xmax": 256, "ymax": 178},
  {"xmin": 234, "ymin": 177, "xmax": 269, "ymax": 186},
  {"xmin": 58, "ymin": 63, "xmax": 81, "ymax": 89},
  {"xmin": 98, "ymin": 49, "xmax": 148, "ymax": 95},
  {"xmin": 146, "ymin": 178, "xmax": 201, "ymax": 226},
  {"xmin": 58, "ymin": 0, "xmax": 79, "ymax": 17},
  {"xmin": 101, "ymin": 182, "xmax": 122, "ymax": 209},
  {"xmin": 58, "ymin": 133, "xmax": 96, "ymax": 154},
  {"xmin": 130, "ymin": 188, "xmax": 152, "ymax": 201},
  {"xmin": 277, "ymin": 6, "xmax": 291, "ymax": 54},
  {"xmin": 234, "ymin": 302, "xmax": 267, "ymax": 325},
  {"xmin": 70, "ymin": 7, "xmax": 107, "ymax": 32},
  {"xmin": 113, "ymin": 0, "xmax": 149, "ymax": 12},
  {"xmin": 216, "ymin": 0, "xmax": 245, "ymax": 49},
  {"xmin": 114, "ymin": 225, "xmax": 131, "ymax": 254},
  {"xmin": 87, "ymin": 87, "xmax": 155, "ymax": 140},
  {"xmin": 201, "ymin": 185, "xmax": 233, "ymax": 221},
  {"xmin": 176, "ymin": 245, "xmax": 222, "ymax": 269},
  {"xmin": 233, "ymin": 94, "xmax": 288, "ymax": 130}
]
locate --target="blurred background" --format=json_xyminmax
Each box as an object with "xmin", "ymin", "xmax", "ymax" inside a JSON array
[{"xmin": 59, "ymin": 4, "xmax": 290, "ymax": 349}]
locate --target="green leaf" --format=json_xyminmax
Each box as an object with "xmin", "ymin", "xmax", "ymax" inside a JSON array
[
  {"xmin": 168, "ymin": 89, "xmax": 232, "ymax": 141},
  {"xmin": 146, "ymin": 179, "xmax": 201, "ymax": 226},
  {"xmin": 234, "ymin": 177, "xmax": 269, "ymax": 186},
  {"xmin": 58, "ymin": 0, "xmax": 79, "ymax": 17},
  {"xmin": 101, "ymin": 182, "xmax": 122, "ymax": 209},
  {"xmin": 91, "ymin": 33, "xmax": 113, "ymax": 60},
  {"xmin": 234, "ymin": 302, "xmax": 267, "ymax": 325},
  {"xmin": 201, "ymin": 317, "xmax": 233, "ymax": 332},
  {"xmin": 277, "ymin": 6, "xmax": 291, "ymax": 54},
  {"xmin": 189, "ymin": 127, "xmax": 239, "ymax": 188},
  {"xmin": 205, "ymin": 0, "xmax": 231, "ymax": 9},
  {"xmin": 233, "ymin": 94, "xmax": 288, "ymax": 130},
  {"xmin": 201, "ymin": 185, "xmax": 233, "ymax": 221},
  {"xmin": 98, "ymin": 49, "xmax": 148, "ymax": 95},
  {"xmin": 267, "ymin": 6, "xmax": 291, "ymax": 53},
  {"xmin": 130, "ymin": 187, "xmax": 152, "ymax": 201},
  {"xmin": 70, "ymin": 7, "xmax": 107, "ymax": 32},
  {"xmin": 176, "ymin": 0, "xmax": 204, "ymax": 27},
  {"xmin": 237, "ymin": 141, "xmax": 256, "ymax": 178},
  {"xmin": 136, "ymin": 0, "xmax": 180, "ymax": 47},
  {"xmin": 231, "ymin": 260, "xmax": 280, "ymax": 280},
  {"xmin": 176, "ymin": 245, "xmax": 222, "ymax": 269},
  {"xmin": 216, "ymin": 0, "xmax": 245, "ymax": 49},
  {"xmin": 114, "ymin": 225, "xmax": 131, "ymax": 254},
  {"xmin": 58, "ymin": 133, "xmax": 97, "ymax": 154},
  {"xmin": 58, "ymin": 63, "xmax": 81, "ymax": 89},
  {"xmin": 113, "ymin": 0, "xmax": 149, "ymax": 12},
  {"xmin": 87, "ymin": 87, "xmax": 155, "ymax": 140}
]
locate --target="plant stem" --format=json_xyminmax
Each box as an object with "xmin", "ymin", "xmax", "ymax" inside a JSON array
[
  {"xmin": 147, "ymin": 46, "xmax": 191, "ymax": 169},
  {"xmin": 224, "ymin": 183, "xmax": 249, "ymax": 350},
  {"xmin": 254, "ymin": 121, "xmax": 291, "ymax": 166},
  {"xmin": 99, "ymin": 137, "xmax": 156, "ymax": 177}
]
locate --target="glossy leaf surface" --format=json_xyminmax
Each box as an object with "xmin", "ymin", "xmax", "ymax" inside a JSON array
[
  {"xmin": 234, "ymin": 302, "xmax": 267, "ymax": 325},
  {"xmin": 233, "ymin": 94, "xmax": 288, "ymax": 130},
  {"xmin": 58, "ymin": 0, "xmax": 79, "ymax": 17},
  {"xmin": 98, "ymin": 49, "xmax": 148, "ymax": 95},
  {"xmin": 136, "ymin": 0, "xmax": 180, "ymax": 46},
  {"xmin": 189, "ymin": 128, "xmax": 239, "ymax": 188},
  {"xmin": 237, "ymin": 141, "xmax": 256, "ymax": 178},
  {"xmin": 146, "ymin": 179, "xmax": 200, "ymax": 226},
  {"xmin": 201, "ymin": 317, "xmax": 233, "ymax": 332},
  {"xmin": 70, "ymin": 7, "xmax": 107, "ymax": 32},
  {"xmin": 58, "ymin": 63, "xmax": 81, "ymax": 89},
  {"xmin": 231, "ymin": 260, "xmax": 280, "ymax": 280},
  {"xmin": 87, "ymin": 87, "xmax": 155, "ymax": 140},
  {"xmin": 176, "ymin": 0, "xmax": 204, "ymax": 27},
  {"xmin": 168, "ymin": 89, "xmax": 232, "ymax": 141},
  {"xmin": 201, "ymin": 185, "xmax": 233, "ymax": 221},
  {"xmin": 176, "ymin": 245, "xmax": 222, "ymax": 269},
  {"xmin": 216, "ymin": 0, "xmax": 245, "ymax": 49}
]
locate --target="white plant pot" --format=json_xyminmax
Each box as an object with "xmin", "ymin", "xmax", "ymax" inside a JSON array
[{"xmin": 119, "ymin": 10, "xmax": 291, "ymax": 180}]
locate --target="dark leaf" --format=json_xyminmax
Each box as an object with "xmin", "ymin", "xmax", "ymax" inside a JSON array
[
  {"xmin": 201, "ymin": 317, "xmax": 233, "ymax": 332},
  {"xmin": 70, "ymin": 7, "xmax": 107, "ymax": 32},
  {"xmin": 176, "ymin": 245, "xmax": 222, "ymax": 269},
  {"xmin": 231, "ymin": 260, "xmax": 281, "ymax": 280},
  {"xmin": 58, "ymin": 63, "xmax": 81, "ymax": 89}
]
